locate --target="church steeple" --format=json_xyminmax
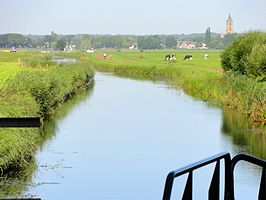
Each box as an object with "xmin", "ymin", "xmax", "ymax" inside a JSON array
[
  {"xmin": 228, "ymin": 14, "xmax": 232, "ymax": 22},
  {"xmin": 226, "ymin": 14, "xmax": 234, "ymax": 34}
]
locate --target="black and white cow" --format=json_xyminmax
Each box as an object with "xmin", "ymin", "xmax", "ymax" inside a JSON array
[
  {"xmin": 184, "ymin": 55, "xmax": 192, "ymax": 60},
  {"xmin": 165, "ymin": 54, "xmax": 176, "ymax": 61}
]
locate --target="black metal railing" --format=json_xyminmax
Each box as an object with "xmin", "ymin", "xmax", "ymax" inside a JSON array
[
  {"xmin": 162, "ymin": 152, "xmax": 266, "ymax": 200},
  {"xmin": 0, "ymin": 117, "xmax": 40, "ymax": 128},
  {"xmin": 0, "ymin": 198, "xmax": 41, "ymax": 200}
]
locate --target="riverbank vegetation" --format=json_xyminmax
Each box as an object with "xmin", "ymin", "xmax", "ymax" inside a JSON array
[
  {"xmin": 0, "ymin": 51, "xmax": 94, "ymax": 173},
  {"xmin": 65, "ymin": 33, "xmax": 265, "ymax": 123}
]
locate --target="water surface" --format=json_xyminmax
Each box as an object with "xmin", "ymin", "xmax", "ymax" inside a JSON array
[{"xmin": 1, "ymin": 72, "xmax": 265, "ymax": 200}]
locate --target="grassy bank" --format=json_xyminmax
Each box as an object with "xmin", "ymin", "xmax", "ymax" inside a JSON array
[
  {"xmin": 0, "ymin": 52, "xmax": 94, "ymax": 173},
  {"xmin": 68, "ymin": 50, "xmax": 265, "ymax": 123}
]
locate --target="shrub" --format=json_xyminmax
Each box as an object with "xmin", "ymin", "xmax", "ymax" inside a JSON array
[
  {"xmin": 22, "ymin": 55, "xmax": 55, "ymax": 68},
  {"xmin": 245, "ymin": 43, "xmax": 266, "ymax": 78},
  {"xmin": 221, "ymin": 31, "xmax": 266, "ymax": 78}
]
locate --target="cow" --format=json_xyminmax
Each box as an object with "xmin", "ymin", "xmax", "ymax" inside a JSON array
[
  {"xmin": 165, "ymin": 54, "xmax": 176, "ymax": 61},
  {"xmin": 204, "ymin": 54, "xmax": 209, "ymax": 60},
  {"xmin": 184, "ymin": 55, "xmax": 192, "ymax": 60}
]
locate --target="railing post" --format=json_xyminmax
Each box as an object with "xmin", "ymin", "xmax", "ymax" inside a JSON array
[
  {"xmin": 182, "ymin": 171, "xmax": 193, "ymax": 200},
  {"xmin": 224, "ymin": 154, "xmax": 233, "ymax": 200},
  {"xmin": 208, "ymin": 160, "xmax": 220, "ymax": 200},
  {"xmin": 162, "ymin": 172, "xmax": 175, "ymax": 200},
  {"xmin": 258, "ymin": 167, "xmax": 265, "ymax": 200}
]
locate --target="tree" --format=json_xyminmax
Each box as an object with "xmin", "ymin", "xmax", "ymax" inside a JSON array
[
  {"xmin": 221, "ymin": 31, "xmax": 266, "ymax": 78},
  {"xmin": 137, "ymin": 35, "xmax": 162, "ymax": 49},
  {"xmin": 223, "ymin": 33, "xmax": 238, "ymax": 46},
  {"xmin": 56, "ymin": 38, "xmax": 66, "ymax": 51},
  {"xmin": 205, "ymin": 27, "xmax": 211, "ymax": 45},
  {"xmin": 42, "ymin": 32, "xmax": 58, "ymax": 49},
  {"xmin": 80, "ymin": 34, "xmax": 91, "ymax": 50},
  {"xmin": 164, "ymin": 36, "xmax": 177, "ymax": 49}
]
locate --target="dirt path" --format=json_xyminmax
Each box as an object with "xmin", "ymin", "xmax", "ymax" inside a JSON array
[
  {"xmin": 96, "ymin": 54, "xmax": 106, "ymax": 59},
  {"xmin": 208, "ymin": 68, "xmax": 224, "ymax": 73}
]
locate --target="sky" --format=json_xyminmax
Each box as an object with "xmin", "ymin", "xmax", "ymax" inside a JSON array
[{"xmin": 1, "ymin": 0, "xmax": 266, "ymax": 35}]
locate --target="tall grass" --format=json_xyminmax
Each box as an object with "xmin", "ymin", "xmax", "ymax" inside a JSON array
[
  {"xmin": 0, "ymin": 52, "xmax": 94, "ymax": 173},
  {"xmin": 5, "ymin": 62, "xmax": 94, "ymax": 118}
]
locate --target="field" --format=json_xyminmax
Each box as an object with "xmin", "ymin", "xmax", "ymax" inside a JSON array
[
  {"xmin": 0, "ymin": 51, "xmax": 46, "ymax": 89},
  {"xmin": 0, "ymin": 62, "xmax": 19, "ymax": 89},
  {"xmin": 92, "ymin": 50, "xmax": 222, "ymax": 71}
]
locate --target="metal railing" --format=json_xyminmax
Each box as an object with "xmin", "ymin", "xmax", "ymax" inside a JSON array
[
  {"xmin": 162, "ymin": 152, "xmax": 265, "ymax": 200},
  {"xmin": 0, "ymin": 117, "xmax": 40, "ymax": 128},
  {"xmin": 1, "ymin": 199, "xmax": 41, "ymax": 200}
]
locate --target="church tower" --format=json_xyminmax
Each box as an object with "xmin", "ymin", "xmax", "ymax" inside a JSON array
[{"xmin": 226, "ymin": 14, "xmax": 234, "ymax": 34}]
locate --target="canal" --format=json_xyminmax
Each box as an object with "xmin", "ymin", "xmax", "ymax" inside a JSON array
[{"xmin": 1, "ymin": 72, "xmax": 265, "ymax": 199}]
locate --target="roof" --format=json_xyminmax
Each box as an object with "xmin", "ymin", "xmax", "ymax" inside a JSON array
[{"xmin": 227, "ymin": 14, "xmax": 233, "ymax": 21}]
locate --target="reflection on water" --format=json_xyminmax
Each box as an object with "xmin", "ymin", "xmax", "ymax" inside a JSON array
[
  {"xmin": 0, "ymin": 73, "xmax": 264, "ymax": 199},
  {"xmin": 221, "ymin": 109, "xmax": 266, "ymax": 159},
  {"xmin": 220, "ymin": 109, "xmax": 265, "ymax": 199},
  {"xmin": 38, "ymin": 88, "xmax": 94, "ymax": 151},
  {"xmin": 0, "ymin": 161, "xmax": 36, "ymax": 199},
  {"xmin": 53, "ymin": 57, "xmax": 77, "ymax": 63}
]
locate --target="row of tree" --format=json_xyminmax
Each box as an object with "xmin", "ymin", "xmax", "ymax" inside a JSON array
[{"xmin": 0, "ymin": 31, "xmax": 240, "ymax": 50}]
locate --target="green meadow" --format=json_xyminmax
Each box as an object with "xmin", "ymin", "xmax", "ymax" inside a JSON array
[{"xmin": 0, "ymin": 62, "xmax": 19, "ymax": 89}]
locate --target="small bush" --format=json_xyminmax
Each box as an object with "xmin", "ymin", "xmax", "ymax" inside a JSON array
[
  {"xmin": 22, "ymin": 55, "xmax": 55, "ymax": 68},
  {"xmin": 245, "ymin": 43, "xmax": 266, "ymax": 77}
]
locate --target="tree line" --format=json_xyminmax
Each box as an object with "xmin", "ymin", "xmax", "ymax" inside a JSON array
[{"xmin": 0, "ymin": 31, "xmax": 240, "ymax": 50}]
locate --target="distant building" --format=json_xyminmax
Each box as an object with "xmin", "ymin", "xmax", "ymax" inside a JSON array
[
  {"xmin": 86, "ymin": 48, "xmax": 94, "ymax": 53},
  {"xmin": 10, "ymin": 47, "xmax": 16, "ymax": 52},
  {"xmin": 198, "ymin": 43, "xmax": 208, "ymax": 50},
  {"xmin": 220, "ymin": 31, "xmax": 225, "ymax": 39},
  {"xmin": 178, "ymin": 41, "xmax": 189, "ymax": 49},
  {"xmin": 178, "ymin": 41, "xmax": 196, "ymax": 49},
  {"xmin": 64, "ymin": 42, "xmax": 76, "ymax": 52},
  {"xmin": 226, "ymin": 14, "xmax": 234, "ymax": 34},
  {"xmin": 129, "ymin": 43, "xmax": 138, "ymax": 50}
]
